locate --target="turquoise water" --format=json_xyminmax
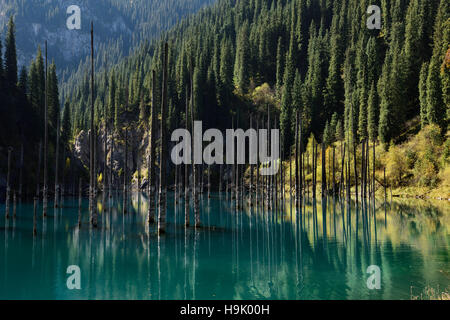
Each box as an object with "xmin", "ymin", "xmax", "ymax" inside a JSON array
[{"xmin": 0, "ymin": 192, "xmax": 449, "ymax": 300}]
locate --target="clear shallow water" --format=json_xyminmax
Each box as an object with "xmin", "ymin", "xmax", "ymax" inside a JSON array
[{"xmin": 0, "ymin": 192, "xmax": 448, "ymax": 300}]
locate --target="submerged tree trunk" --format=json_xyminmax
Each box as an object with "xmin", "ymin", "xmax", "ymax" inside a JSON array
[
  {"xmin": 89, "ymin": 22, "xmax": 98, "ymax": 228},
  {"xmin": 19, "ymin": 143, "xmax": 24, "ymax": 202},
  {"xmin": 36, "ymin": 141, "xmax": 42, "ymax": 198},
  {"xmin": 55, "ymin": 116, "xmax": 60, "ymax": 208},
  {"xmin": 5, "ymin": 147, "xmax": 12, "ymax": 219},
  {"xmin": 123, "ymin": 128, "xmax": 128, "ymax": 214},
  {"xmin": 192, "ymin": 71, "xmax": 200, "ymax": 228},
  {"xmin": 184, "ymin": 83, "xmax": 190, "ymax": 227},
  {"xmin": 43, "ymin": 40, "xmax": 48, "ymax": 217},
  {"xmin": 158, "ymin": 42, "xmax": 169, "ymax": 234}
]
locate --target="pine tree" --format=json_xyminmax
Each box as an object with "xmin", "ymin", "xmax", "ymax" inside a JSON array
[
  {"xmin": 5, "ymin": 17, "xmax": 18, "ymax": 89},
  {"xmin": 61, "ymin": 101, "xmax": 72, "ymax": 144},
  {"xmin": 367, "ymin": 82, "xmax": 378, "ymax": 142},
  {"xmin": 275, "ymin": 36, "xmax": 284, "ymax": 94},
  {"xmin": 358, "ymin": 86, "xmax": 368, "ymax": 141},
  {"xmin": 234, "ymin": 22, "xmax": 250, "ymax": 93},
  {"xmin": 47, "ymin": 62, "xmax": 60, "ymax": 129},
  {"xmin": 419, "ymin": 62, "xmax": 429, "ymax": 127},
  {"xmin": 18, "ymin": 67, "xmax": 28, "ymax": 95},
  {"xmin": 108, "ymin": 71, "xmax": 116, "ymax": 126},
  {"xmin": 335, "ymin": 118, "xmax": 344, "ymax": 142},
  {"xmin": 323, "ymin": 120, "xmax": 331, "ymax": 146}
]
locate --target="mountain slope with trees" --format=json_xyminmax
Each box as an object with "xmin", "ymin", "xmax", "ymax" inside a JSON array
[{"xmin": 1, "ymin": 0, "xmax": 449, "ymax": 198}]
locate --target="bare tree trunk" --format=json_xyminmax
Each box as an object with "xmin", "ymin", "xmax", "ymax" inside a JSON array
[
  {"xmin": 43, "ymin": 40, "xmax": 48, "ymax": 217},
  {"xmin": 147, "ymin": 71, "xmax": 157, "ymax": 224},
  {"xmin": 103, "ymin": 114, "xmax": 108, "ymax": 204},
  {"xmin": 321, "ymin": 143, "xmax": 326, "ymax": 198},
  {"xmin": 207, "ymin": 164, "xmax": 211, "ymax": 199},
  {"xmin": 123, "ymin": 128, "xmax": 128, "ymax": 214},
  {"xmin": 184, "ymin": 83, "xmax": 190, "ymax": 227},
  {"xmin": 78, "ymin": 178, "xmax": 82, "ymax": 227},
  {"xmin": 89, "ymin": 22, "xmax": 98, "ymax": 227},
  {"xmin": 373, "ymin": 141, "xmax": 376, "ymax": 200},
  {"xmin": 55, "ymin": 116, "xmax": 60, "ymax": 208},
  {"xmin": 158, "ymin": 42, "xmax": 169, "ymax": 234},
  {"xmin": 19, "ymin": 143, "xmax": 23, "ymax": 202},
  {"xmin": 33, "ymin": 197, "xmax": 37, "ymax": 236},
  {"xmin": 36, "ymin": 141, "xmax": 42, "ymax": 198},
  {"xmin": 249, "ymin": 114, "xmax": 253, "ymax": 206},
  {"xmin": 110, "ymin": 131, "xmax": 114, "ymax": 199},
  {"xmin": 299, "ymin": 117, "xmax": 303, "ymax": 202},
  {"xmin": 353, "ymin": 142, "xmax": 358, "ymax": 208},
  {"xmin": 5, "ymin": 147, "xmax": 12, "ymax": 218}
]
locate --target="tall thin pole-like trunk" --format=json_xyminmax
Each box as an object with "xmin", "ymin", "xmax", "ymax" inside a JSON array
[
  {"xmin": 33, "ymin": 197, "xmax": 37, "ymax": 236},
  {"xmin": 109, "ymin": 129, "xmax": 113, "ymax": 199},
  {"xmin": 353, "ymin": 141, "xmax": 358, "ymax": 208},
  {"xmin": 191, "ymin": 71, "xmax": 200, "ymax": 228},
  {"xmin": 321, "ymin": 143, "xmax": 326, "ymax": 198},
  {"xmin": 373, "ymin": 141, "xmax": 376, "ymax": 200},
  {"xmin": 256, "ymin": 117, "xmax": 260, "ymax": 205},
  {"xmin": 332, "ymin": 146, "xmax": 336, "ymax": 196},
  {"xmin": 184, "ymin": 83, "xmax": 190, "ymax": 227},
  {"xmin": 90, "ymin": 22, "xmax": 98, "ymax": 227},
  {"xmin": 43, "ymin": 40, "xmax": 48, "ymax": 217},
  {"xmin": 148, "ymin": 70, "xmax": 157, "ymax": 224},
  {"xmin": 103, "ymin": 108, "xmax": 108, "ymax": 203},
  {"xmin": 266, "ymin": 106, "xmax": 271, "ymax": 209},
  {"xmin": 36, "ymin": 141, "xmax": 42, "ymax": 198},
  {"xmin": 250, "ymin": 114, "xmax": 253, "ymax": 206},
  {"xmin": 158, "ymin": 42, "xmax": 169, "ymax": 234},
  {"xmin": 5, "ymin": 147, "xmax": 12, "ymax": 218},
  {"xmin": 123, "ymin": 128, "xmax": 128, "ymax": 214},
  {"xmin": 78, "ymin": 178, "xmax": 82, "ymax": 227},
  {"xmin": 54, "ymin": 115, "xmax": 60, "ymax": 208},
  {"xmin": 19, "ymin": 143, "xmax": 23, "ymax": 201},
  {"xmin": 299, "ymin": 117, "xmax": 303, "ymax": 202}
]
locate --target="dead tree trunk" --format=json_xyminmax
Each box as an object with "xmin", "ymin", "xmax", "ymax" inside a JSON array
[
  {"xmin": 89, "ymin": 22, "xmax": 98, "ymax": 227},
  {"xmin": 148, "ymin": 70, "xmax": 157, "ymax": 224},
  {"xmin": 19, "ymin": 143, "xmax": 23, "ymax": 201},
  {"xmin": 158, "ymin": 42, "xmax": 169, "ymax": 234},
  {"xmin": 55, "ymin": 116, "xmax": 60, "ymax": 208},
  {"xmin": 78, "ymin": 178, "xmax": 82, "ymax": 227},
  {"xmin": 184, "ymin": 83, "xmax": 190, "ymax": 227},
  {"xmin": 123, "ymin": 128, "xmax": 128, "ymax": 214},
  {"xmin": 249, "ymin": 114, "xmax": 254, "ymax": 206},
  {"xmin": 353, "ymin": 141, "xmax": 358, "ymax": 208},
  {"xmin": 36, "ymin": 141, "xmax": 42, "ymax": 198},
  {"xmin": 5, "ymin": 147, "xmax": 12, "ymax": 218},
  {"xmin": 43, "ymin": 40, "xmax": 48, "ymax": 217},
  {"xmin": 321, "ymin": 143, "xmax": 326, "ymax": 198}
]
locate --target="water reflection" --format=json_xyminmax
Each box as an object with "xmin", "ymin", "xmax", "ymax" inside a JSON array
[{"xmin": 0, "ymin": 193, "xmax": 448, "ymax": 299}]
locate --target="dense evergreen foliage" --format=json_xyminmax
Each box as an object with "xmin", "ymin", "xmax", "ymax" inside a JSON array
[
  {"xmin": 63, "ymin": 0, "xmax": 448, "ymax": 154},
  {"xmin": 0, "ymin": 17, "xmax": 63, "ymax": 197},
  {"xmin": 1, "ymin": 0, "xmax": 449, "ymax": 196}
]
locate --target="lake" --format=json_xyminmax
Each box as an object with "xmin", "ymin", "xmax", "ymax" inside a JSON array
[{"xmin": 0, "ymin": 192, "xmax": 448, "ymax": 299}]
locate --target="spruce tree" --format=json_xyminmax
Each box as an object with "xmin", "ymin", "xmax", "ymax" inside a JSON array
[
  {"xmin": 47, "ymin": 62, "xmax": 60, "ymax": 129},
  {"xmin": 61, "ymin": 101, "xmax": 72, "ymax": 144},
  {"xmin": 367, "ymin": 82, "xmax": 378, "ymax": 142},
  {"xmin": 419, "ymin": 62, "xmax": 429, "ymax": 127},
  {"xmin": 5, "ymin": 17, "xmax": 18, "ymax": 89}
]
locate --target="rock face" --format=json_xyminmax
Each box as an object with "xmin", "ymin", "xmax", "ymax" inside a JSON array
[
  {"xmin": 74, "ymin": 125, "xmax": 153, "ymax": 190},
  {"xmin": 74, "ymin": 130, "xmax": 90, "ymax": 166}
]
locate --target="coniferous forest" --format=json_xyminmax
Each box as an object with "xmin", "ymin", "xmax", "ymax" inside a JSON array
[{"xmin": 0, "ymin": 0, "xmax": 449, "ymax": 302}]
